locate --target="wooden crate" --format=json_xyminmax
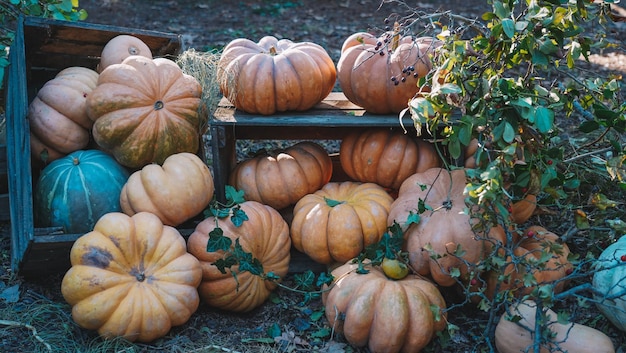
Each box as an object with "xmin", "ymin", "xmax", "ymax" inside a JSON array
[{"xmin": 5, "ymin": 16, "xmax": 182, "ymax": 277}]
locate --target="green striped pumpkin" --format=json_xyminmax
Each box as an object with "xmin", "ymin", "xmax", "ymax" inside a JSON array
[{"xmin": 34, "ymin": 150, "xmax": 130, "ymax": 234}]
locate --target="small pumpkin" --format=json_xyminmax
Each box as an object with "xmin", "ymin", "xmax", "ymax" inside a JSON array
[
  {"xmin": 87, "ymin": 55, "xmax": 203, "ymax": 169},
  {"xmin": 387, "ymin": 168, "xmax": 506, "ymax": 286},
  {"xmin": 98, "ymin": 35, "xmax": 152, "ymax": 73},
  {"xmin": 218, "ymin": 35, "xmax": 336, "ymax": 115},
  {"xmin": 339, "ymin": 128, "xmax": 441, "ymax": 189},
  {"xmin": 472, "ymin": 226, "xmax": 572, "ymax": 300},
  {"xmin": 593, "ymin": 234, "xmax": 626, "ymax": 332},
  {"xmin": 290, "ymin": 181, "xmax": 394, "ymax": 265},
  {"xmin": 495, "ymin": 300, "xmax": 615, "ymax": 353},
  {"xmin": 33, "ymin": 150, "xmax": 129, "ymax": 234},
  {"xmin": 28, "ymin": 67, "xmax": 99, "ymax": 163},
  {"xmin": 187, "ymin": 201, "xmax": 291, "ymax": 312},
  {"xmin": 322, "ymin": 260, "xmax": 447, "ymax": 353},
  {"xmin": 229, "ymin": 141, "xmax": 333, "ymax": 210},
  {"xmin": 120, "ymin": 153, "xmax": 214, "ymax": 226},
  {"xmin": 61, "ymin": 212, "xmax": 202, "ymax": 343},
  {"xmin": 337, "ymin": 28, "xmax": 439, "ymax": 114}
]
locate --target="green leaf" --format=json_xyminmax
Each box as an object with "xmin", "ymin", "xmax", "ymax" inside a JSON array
[
  {"xmin": 267, "ymin": 323, "xmax": 281, "ymax": 338},
  {"xmin": 535, "ymin": 106, "xmax": 554, "ymax": 133},
  {"xmin": 316, "ymin": 272, "xmax": 334, "ymax": 287},
  {"xmin": 225, "ymin": 185, "xmax": 246, "ymax": 205},
  {"xmin": 493, "ymin": 1, "xmax": 510, "ymax": 19},
  {"xmin": 230, "ymin": 206, "xmax": 249, "ymax": 227},
  {"xmin": 324, "ymin": 197, "xmax": 344, "ymax": 207},
  {"xmin": 207, "ymin": 228, "xmax": 231, "ymax": 252},
  {"xmin": 578, "ymin": 120, "xmax": 599, "ymax": 133},
  {"xmin": 406, "ymin": 211, "xmax": 421, "ymax": 226},
  {"xmin": 503, "ymin": 121, "xmax": 515, "ymax": 143},
  {"xmin": 502, "ymin": 18, "xmax": 515, "ymax": 38}
]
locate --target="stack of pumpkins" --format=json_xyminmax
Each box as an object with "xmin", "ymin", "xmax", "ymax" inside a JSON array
[{"xmin": 34, "ymin": 30, "xmax": 617, "ymax": 353}]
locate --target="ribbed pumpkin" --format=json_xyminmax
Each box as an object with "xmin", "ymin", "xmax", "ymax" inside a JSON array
[
  {"xmin": 86, "ymin": 55, "xmax": 203, "ymax": 169},
  {"xmin": 593, "ymin": 234, "xmax": 626, "ymax": 332},
  {"xmin": 472, "ymin": 226, "xmax": 572, "ymax": 300},
  {"xmin": 97, "ymin": 35, "xmax": 152, "ymax": 73},
  {"xmin": 387, "ymin": 168, "xmax": 506, "ymax": 286},
  {"xmin": 218, "ymin": 36, "xmax": 336, "ymax": 115},
  {"xmin": 120, "ymin": 153, "xmax": 214, "ymax": 227},
  {"xmin": 28, "ymin": 67, "xmax": 99, "ymax": 163},
  {"xmin": 187, "ymin": 201, "xmax": 291, "ymax": 312},
  {"xmin": 290, "ymin": 181, "xmax": 394, "ymax": 265},
  {"xmin": 61, "ymin": 212, "xmax": 202, "ymax": 343},
  {"xmin": 339, "ymin": 128, "xmax": 441, "ymax": 189},
  {"xmin": 322, "ymin": 261, "xmax": 447, "ymax": 353},
  {"xmin": 33, "ymin": 150, "xmax": 129, "ymax": 234},
  {"xmin": 229, "ymin": 141, "xmax": 333, "ymax": 210},
  {"xmin": 337, "ymin": 30, "xmax": 439, "ymax": 114}
]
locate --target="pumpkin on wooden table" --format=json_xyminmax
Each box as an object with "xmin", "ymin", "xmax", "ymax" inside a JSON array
[
  {"xmin": 61, "ymin": 212, "xmax": 202, "ymax": 343},
  {"xmin": 593, "ymin": 234, "xmax": 626, "ymax": 332},
  {"xmin": 337, "ymin": 26, "xmax": 440, "ymax": 114},
  {"xmin": 187, "ymin": 200, "xmax": 291, "ymax": 312},
  {"xmin": 28, "ymin": 66, "xmax": 99, "ymax": 163},
  {"xmin": 97, "ymin": 34, "xmax": 152, "ymax": 73},
  {"xmin": 33, "ymin": 149, "xmax": 129, "ymax": 234},
  {"xmin": 290, "ymin": 181, "xmax": 394, "ymax": 265},
  {"xmin": 387, "ymin": 168, "xmax": 507, "ymax": 286},
  {"xmin": 120, "ymin": 152, "xmax": 214, "ymax": 227},
  {"xmin": 228, "ymin": 141, "xmax": 333, "ymax": 210},
  {"xmin": 218, "ymin": 35, "xmax": 336, "ymax": 115},
  {"xmin": 86, "ymin": 55, "xmax": 203, "ymax": 169},
  {"xmin": 322, "ymin": 260, "xmax": 447, "ymax": 353},
  {"xmin": 339, "ymin": 128, "xmax": 441, "ymax": 190},
  {"xmin": 495, "ymin": 300, "xmax": 615, "ymax": 353}
]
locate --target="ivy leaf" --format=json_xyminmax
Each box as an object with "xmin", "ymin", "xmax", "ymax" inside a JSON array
[
  {"xmin": 230, "ymin": 206, "xmax": 249, "ymax": 227},
  {"xmin": 207, "ymin": 228, "xmax": 231, "ymax": 252},
  {"xmin": 225, "ymin": 185, "xmax": 246, "ymax": 205},
  {"xmin": 316, "ymin": 272, "xmax": 334, "ymax": 287}
]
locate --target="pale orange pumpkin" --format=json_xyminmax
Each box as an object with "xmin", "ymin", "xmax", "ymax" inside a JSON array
[
  {"xmin": 290, "ymin": 181, "xmax": 394, "ymax": 264},
  {"xmin": 61, "ymin": 212, "xmax": 202, "ymax": 343},
  {"xmin": 186, "ymin": 201, "xmax": 291, "ymax": 312},
  {"xmin": 338, "ymin": 30, "xmax": 440, "ymax": 114},
  {"xmin": 339, "ymin": 128, "xmax": 441, "ymax": 189},
  {"xmin": 120, "ymin": 153, "xmax": 214, "ymax": 226},
  {"xmin": 28, "ymin": 67, "xmax": 99, "ymax": 163},
  {"xmin": 322, "ymin": 260, "xmax": 447, "ymax": 353},
  {"xmin": 218, "ymin": 36, "xmax": 336, "ymax": 115},
  {"xmin": 97, "ymin": 35, "xmax": 152, "ymax": 73},
  {"xmin": 229, "ymin": 141, "xmax": 333, "ymax": 210},
  {"xmin": 87, "ymin": 55, "xmax": 203, "ymax": 169},
  {"xmin": 387, "ymin": 168, "xmax": 507, "ymax": 286}
]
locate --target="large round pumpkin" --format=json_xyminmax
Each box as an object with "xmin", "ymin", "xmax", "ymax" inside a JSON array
[
  {"xmin": 387, "ymin": 168, "xmax": 506, "ymax": 286},
  {"xmin": 187, "ymin": 201, "xmax": 291, "ymax": 312},
  {"xmin": 229, "ymin": 141, "xmax": 333, "ymax": 210},
  {"xmin": 61, "ymin": 212, "xmax": 202, "ymax": 343},
  {"xmin": 593, "ymin": 234, "xmax": 626, "ymax": 332},
  {"xmin": 218, "ymin": 35, "xmax": 336, "ymax": 115},
  {"xmin": 28, "ymin": 67, "xmax": 99, "ymax": 163},
  {"xmin": 33, "ymin": 150, "xmax": 129, "ymax": 234},
  {"xmin": 339, "ymin": 128, "xmax": 441, "ymax": 189},
  {"xmin": 290, "ymin": 181, "xmax": 394, "ymax": 265},
  {"xmin": 98, "ymin": 35, "xmax": 152, "ymax": 73},
  {"xmin": 120, "ymin": 153, "xmax": 214, "ymax": 226},
  {"xmin": 322, "ymin": 260, "xmax": 447, "ymax": 353},
  {"xmin": 337, "ymin": 30, "xmax": 439, "ymax": 114},
  {"xmin": 86, "ymin": 55, "xmax": 203, "ymax": 169}
]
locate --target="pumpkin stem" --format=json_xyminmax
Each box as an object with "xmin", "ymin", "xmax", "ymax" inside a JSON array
[
  {"xmin": 324, "ymin": 197, "xmax": 344, "ymax": 207},
  {"xmin": 154, "ymin": 100, "xmax": 164, "ymax": 110},
  {"xmin": 72, "ymin": 157, "xmax": 80, "ymax": 165},
  {"xmin": 391, "ymin": 22, "xmax": 401, "ymax": 51},
  {"xmin": 269, "ymin": 46, "xmax": 277, "ymax": 55}
]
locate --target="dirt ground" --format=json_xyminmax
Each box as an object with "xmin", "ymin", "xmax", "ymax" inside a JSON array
[{"xmin": 1, "ymin": 0, "xmax": 626, "ymax": 352}]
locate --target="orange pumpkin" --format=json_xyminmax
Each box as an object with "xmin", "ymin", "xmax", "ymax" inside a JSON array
[
  {"xmin": 97, "ymin": 35, "xmax": 152, "ymax": 73},
  {"xmin": 28, "ymin": 67, "xmax": 99, "ymax": 163},
  {"xmin": 61, "ymin": 212, "xmax": 202, "ymax": 342},
  {"xmin": 86, "ymin": 55, "xmax": 203, "ymax": 169},
  {"xmin": 337, "ymin": 30, "xmax": 440, "ymax": 114},
  {"xmin": 339, "ymin": 128, "xmax": 441, "ymax": 189},
  {"xmin": 229, "ymin": 141, "xmax": 333, "ymax": 210},
  {"xmin": 218, "ymin": 36, "xmax": 336, "ymax": 115},
  {"xmin": 387, "ymin": 168, "xmax": 506, "ymax": 286},
  {"xmin": 322, "ymin": 260, "xmax": 447, "ymax": 353},
  {"xmin": 186, "ymin": 201, "xmax": 291, "ymax": 312},
  {"xmin": 290, "ymin": 181, "xmax": 394, "ymax": 264},
  {"xmin": 120, "ymin": 153, "xmax": 214, "ymax": 226}
]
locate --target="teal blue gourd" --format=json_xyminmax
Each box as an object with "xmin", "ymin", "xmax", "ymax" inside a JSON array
[
  {"xmin": 593, "ymin": 235, "xmax": 626, "ymax": 332},
  {"xmin": 34, "ymin": 150, "xmax": 130, "ymax": 233}
]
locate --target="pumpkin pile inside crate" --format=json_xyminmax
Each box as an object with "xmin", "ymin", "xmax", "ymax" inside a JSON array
[{"xmin": 28, "ymin": 30, "xmax": 620, "ymax": 353}]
